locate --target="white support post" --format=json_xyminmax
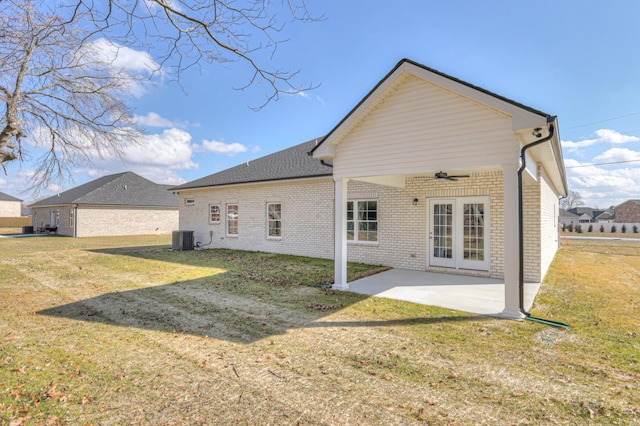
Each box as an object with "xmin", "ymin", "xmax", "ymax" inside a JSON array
[
  {"xmin": 502, "ymin": 165, "xmax": 524, "ymax": 319},
  {"xmin": 333, "ymin": 178, "xmax": 349, "ymax": 290}
]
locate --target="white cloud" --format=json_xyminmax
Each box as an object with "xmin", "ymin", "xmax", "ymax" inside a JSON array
[
  {"xmin": 200, "ymin": 139, "xmax": 248, "ymax": 156},
  {"xmin": 88, "ymin": 38, "xmax": 159, "ymax": 75},
  {"xmin": 562, "ymin": 129, "xmax": 640, "ymax": 153},
  {"xmin": 563, "ymin": 158, "xmax": 640, "ymax": 207},
  {"xmin": 593, "ymin": 148, "xmax": 640, "ymax": 163},
  {"xmin": 133, "ymin": 112, "xmax": 177, "ymax": 128},
  {"xmin": 82, "ymin": 38, "xmax": 161, "ymax": 97},
  {"xmin": 124, "ymin": 128, "xmax": 197, "ymax": 169}
]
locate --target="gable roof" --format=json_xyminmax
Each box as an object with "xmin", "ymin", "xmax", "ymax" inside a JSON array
[
  {"xmin": 310, "ymin": 58, "xmax": 567, "ymax": 196},
  {"xmin": 29, "ymin": 172, "xmax": 178, "ymax": 208},
  {"xmin": 595, "ymin": 211, "xmax": 614, "ymax": 220},
  {"xmin": 559, "ymin": 209, "xmax": 579, "ymax": 218},
  {"xmin": 171, "ymin": 138, "xmax": 333, "ymax": 191},
  {"xmin": 0, "ymin": 191, "xmax": 21, "ymax": 202}
]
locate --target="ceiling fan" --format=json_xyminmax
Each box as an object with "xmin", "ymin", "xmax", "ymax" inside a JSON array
[{"xmin": 434, "ymin": 171, "xmax": 470, "ymax": 181}]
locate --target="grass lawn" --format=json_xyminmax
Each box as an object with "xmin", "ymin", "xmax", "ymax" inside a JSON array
[{"xmin": 1, "ymin": 235, "xmax": 638, "ymax": 425}]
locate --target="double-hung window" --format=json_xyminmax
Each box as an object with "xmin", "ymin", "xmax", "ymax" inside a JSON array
[
  {"xmin": 209, "ymin": 204, "xmax": 221, "ymax": 224},
  {"xmin": 347, "ymin": 200, "xmax": 378, "ymax": 242},
  {"xmin": 227, "ymin": 204, "xmax": 238, "ymax": 236},
  {"xmin": 267, "ymin": 203, "xmax": 282, "ymax": 238}
]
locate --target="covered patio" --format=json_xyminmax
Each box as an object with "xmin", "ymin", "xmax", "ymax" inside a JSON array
[{"xmin": 347, "ymin": 269, "xmax": 542, "ymax": 316}]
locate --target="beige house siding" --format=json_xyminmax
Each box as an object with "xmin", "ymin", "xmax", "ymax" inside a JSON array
[
  {"xmin": 0, "ymin": 200, "xmax": 21, "ymax": 217},
  {"xmin": 178, "ymin": 179, "xmax": 335, "ymax": 260},
  {"xmin": 32, "ymin": 206, "xmax": 177, "ymax": 237},
  {"xmin": 330, "ymin": 75, "xmax": 520, "ymax": 180}
]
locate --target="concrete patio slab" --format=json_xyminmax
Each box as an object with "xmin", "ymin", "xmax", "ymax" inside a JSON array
[{"xmin": 346, "ymin": 269, "xmax": 541, "ymax": 317}]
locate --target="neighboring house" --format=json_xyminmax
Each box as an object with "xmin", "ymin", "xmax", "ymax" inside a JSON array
[
  {"xmin": 615, "ymin": 199, "xmax": 640, "ymax": 223},
  {"xmin": 594, "ymin": 210, "xmax": 614, "ymax": 223},
  {"xmin": 0, "ymin": 191, "xmax": 22, "ymax": 217},
  {"xmin": 559, "ymin": 209, "xmax": 579, "ymax": 226},
  {"xmin": 29, "ymin": 172, "xmax": 179, "ymax": 237},
  {"xmin": 171, "ymin": 59, "xmax": 568, "ymax": 318},
  {"xmin": 567, "ymin": 207, "xmax": 615, "ymax": 223}
]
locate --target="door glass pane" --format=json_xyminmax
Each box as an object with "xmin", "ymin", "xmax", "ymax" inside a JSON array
[
  {"xmin": 433, "ymin": 203, "xmax": 453, "ymax": 259},
  {"xmin": 463, "ymin": 203, "xmax": 484, "ymax": 261}
]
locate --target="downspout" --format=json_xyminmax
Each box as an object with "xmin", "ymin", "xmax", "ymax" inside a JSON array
[{"xmin": 517, "ymin": 119, "xmax": 570, "ymax": 330}]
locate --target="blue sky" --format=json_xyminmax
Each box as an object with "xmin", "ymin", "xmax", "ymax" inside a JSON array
[{"xmin": 3, "ymin": 0, "xmax": 640, "ymax": 209}]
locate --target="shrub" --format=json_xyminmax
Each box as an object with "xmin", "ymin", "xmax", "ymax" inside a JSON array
[
  {"xmin": 576, "ymin": 224, "xmax": 583, "ymax": 233},
  {"xmin": 562, "ymin": 223, "xmax": 566, "ymax": 232},
  {"xmin": 611, "ymin": 225, "xmax": 617, "ymax": 233},
  {"xmin": 567, "ymin": 223, "xmax": 574, "ymax": 232},
  {"xmin": 634, "ymin": 225, "xmax": 638, "ymax": 234},
  {"xmin": 600, "ymin": 224, "xmax": 605, "ymax": 233},
  {"xmin": 588, "ymin": 224, "xmax": 593, "ymax": 233},
  {"xmin": 622, "ymin": 224, "xmax": 627, "ymax": 233}
]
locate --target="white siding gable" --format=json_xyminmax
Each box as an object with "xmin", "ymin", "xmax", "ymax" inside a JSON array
[{"xmin": 331, "ymin": 74, "xmax": 521, "ymax": 180}]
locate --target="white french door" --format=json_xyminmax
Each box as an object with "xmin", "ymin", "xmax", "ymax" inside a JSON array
[{"xmin": 428, "ymin": 197, "xmax": 490, "ymax": 271}]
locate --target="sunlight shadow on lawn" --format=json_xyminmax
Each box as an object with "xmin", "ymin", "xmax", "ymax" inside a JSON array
[{"xmin": 36, "ymin": 274, "xmax": 481, "ymax": 344}]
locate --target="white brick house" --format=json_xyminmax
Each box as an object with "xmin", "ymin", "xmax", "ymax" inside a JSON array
[
  {"xmin": 173, "ymin": 59, "xmax": 568, "ymax": 318},
  {"xmin": 29, "ymin": 172, "xmax": 178, "ymax": 237}
]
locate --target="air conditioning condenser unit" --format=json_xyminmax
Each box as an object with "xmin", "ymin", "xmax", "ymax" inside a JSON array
[{"xmin": 172, "ymin": 230, "xmax": 195, "ymax": 251}]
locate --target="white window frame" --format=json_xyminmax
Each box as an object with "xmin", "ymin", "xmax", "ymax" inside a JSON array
[
  {"xmin": 209, "ymin": 204, "xmax": 221, "ymax": 224},
  {"xmin": 69, "ymin": 209, "xmax": 74, "ymax": 228},
  {"xmin": 185, "ymin": 199, "xmax": 195, "ymax": 206},
  {"xmin": 226, "ymin": 204, "xmax": 238, "ymax": 236},
  {"xmin": 347, "ymin": 199, "xmax": 378, "ymax": 244},
  {"xmin": 266, "ymin": 203, "xmax": 282, "ymax": 239}
]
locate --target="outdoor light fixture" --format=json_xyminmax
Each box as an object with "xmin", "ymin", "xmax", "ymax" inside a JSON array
[
  {"xmin": 532, "ymin": 128, "xmax": 543, "ymax": 138},
  {"xmin": 412, "ymin": 198, "xmax": 419, "ymax": 206}
]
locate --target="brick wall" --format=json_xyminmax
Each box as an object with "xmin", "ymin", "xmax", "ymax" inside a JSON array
[
  {"xmin": 615, "ymin": 200, "xmax": 640, "ymax": 223},
  {"xmin": 539, "ymin": 169, "xmax": 560, "ymax": 280},
  {"xmin": 346, "ymin": 171, "xmax": 505, "ymax": 279},
  {"xmin": 0, "ymin": 200, "xmax": 21, "ymax": 217},
  {"xmin": 179, "ymin": 171, "xmax": 523, "ymax": 280},
  {"xmin": 32, "ymin": 206, "xmax": 178, "ymax": 237},
  {"xmin": 178, "ymin": 179, "xmax": 335, "ymax": 260}
]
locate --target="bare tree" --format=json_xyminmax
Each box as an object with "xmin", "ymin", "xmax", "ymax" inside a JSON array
[
  {"xmin": 64, "ymin": 0, "xmax": 320, "ymax": 109},
  {"xmin": 560, "ymin": 190, "xmax": 585, "ymax": 210},
  {"xmin": 0, "ymin": 0, "xmax": 144, "ymax": 189}
]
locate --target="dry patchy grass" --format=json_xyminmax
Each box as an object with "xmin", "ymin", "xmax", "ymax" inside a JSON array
[{"xmin": 1, "ymin": 235, "xmax": 639, "ymax": 425}]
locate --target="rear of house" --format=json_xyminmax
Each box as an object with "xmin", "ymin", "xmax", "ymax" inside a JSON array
[{"xmin": 172, "ymin": 59, "xmax": 567, "ymax": 317}]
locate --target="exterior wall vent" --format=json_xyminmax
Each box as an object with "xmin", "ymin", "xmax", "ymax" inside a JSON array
[{"xmin": 172, "ymin": 230, "xmax": 195, "ymax": 251}]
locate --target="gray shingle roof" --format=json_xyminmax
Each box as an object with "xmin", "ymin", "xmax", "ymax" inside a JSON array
[
  {"xmin": 171, "ymin": 138, "xmax": 333, "ymax": 191},
  {"xmin": 559, "ymin": 209, "xmax": 579, "ymax": 218},
  {"xmin": 0, "ymin": 191, "xmax": 21, "ymax": 202},
  {"xmin": 29, "ymin": 172, "xmax": 178, "ymax": 208}
]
